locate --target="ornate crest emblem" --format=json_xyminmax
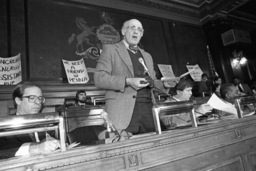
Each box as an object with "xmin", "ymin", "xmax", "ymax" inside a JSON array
[
  {"xmin": 68, "ymin": 13, "xmax": 119, "ymax": 60},
  {"xmin": 128, "ymin": 154, "xmax": 139, "ymax": 167},
  {"xmin": 97, "ymin": 24, "xmax": 120, "ymax": 45}
]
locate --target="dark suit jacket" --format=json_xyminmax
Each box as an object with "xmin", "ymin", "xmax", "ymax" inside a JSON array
[
  {"xmin": 0, "ymin": 131, "xmax": 53, "ymax": 159},
  {"xmin": 0, "ymin": 134, "xmax": 32, "ymax": 159},
  {"xmin": 240, "ymin": 83, "xmax": 253, "ymax": 96}
]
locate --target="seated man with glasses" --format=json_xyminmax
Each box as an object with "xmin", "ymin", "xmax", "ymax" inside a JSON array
[{"xmin": 0, "ymin": 82, "xmax": 60, "ymax": 159}]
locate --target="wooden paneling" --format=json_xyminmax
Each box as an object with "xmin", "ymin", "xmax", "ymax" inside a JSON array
[
  {"xmin": 0, "ymin": 0, "xmax": 8, "ymax": 56},
  {"xmin": 247, "ymin": 151, "xmax": 256, "ymax": 170},
  {"xmin": 1, "ymin": 116, "xmax": 256, "ymax": 170}
]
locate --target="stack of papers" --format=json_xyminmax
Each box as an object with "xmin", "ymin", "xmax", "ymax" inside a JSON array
[{"xmin": 207, "ymin": 93, "xmax": 238, "ymax": 118}]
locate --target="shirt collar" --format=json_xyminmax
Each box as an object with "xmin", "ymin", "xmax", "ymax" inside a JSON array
[
  {"xmin": 77, "ymin": 102, "xmax": 86, "ymax": 106},
  {"xmin": 123, "ymin": 40, "xmax": 138, "ymax": 50}
]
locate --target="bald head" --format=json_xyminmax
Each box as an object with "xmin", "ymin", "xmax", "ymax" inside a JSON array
[
  {"xmin": 220, "ymin": 83, "xmax": 239, "ymax": 103},
  {"xmin": 122, "ymin": 19, "xmax": 142, "ymax": 31}
]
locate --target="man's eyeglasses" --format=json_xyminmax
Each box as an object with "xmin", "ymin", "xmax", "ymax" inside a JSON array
[
  {"xmin": 22, "ymin": 95, "xmax": 46, "ymax": 103},
  {"xmin": 127, "ymin": 26, "xmax": 144, "ymax": 34}
]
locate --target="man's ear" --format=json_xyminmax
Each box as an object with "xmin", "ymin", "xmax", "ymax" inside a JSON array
[
  {"xmin": 15, "ymin": 97, "xmax": 22, "ymax": 106},
  {"xmin": 121, "ymin": 28, "xmax": 126, "ymax": 36},
  {"xmin": 176, "ymin": 90, "xmax": 181, "ymax": 95},
  {"xmin": 225, "ymin": 93, "xmax": 230, "ymax": 99}
]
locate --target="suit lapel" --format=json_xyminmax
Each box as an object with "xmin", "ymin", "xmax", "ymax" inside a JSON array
[{"xmin": 116, "ymin": 42, "xmax": 134, "ymax": 76}]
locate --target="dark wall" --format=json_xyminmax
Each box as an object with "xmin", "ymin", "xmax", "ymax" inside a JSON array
[
  {"xmin": 170, "ymin": 21, "xmax": 209, "ymax": 76},
  {"xmin": 0, "ymin": 0, "xmax": 210, "ymax": 88},
  {"xmin": 203, "ymin": 18, "xmax": 256, "ymax": 85}
]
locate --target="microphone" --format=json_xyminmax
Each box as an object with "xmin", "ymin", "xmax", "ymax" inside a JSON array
[{"xmin": 138, "ymin": 58, "xmax": 151, "ymax": 77}]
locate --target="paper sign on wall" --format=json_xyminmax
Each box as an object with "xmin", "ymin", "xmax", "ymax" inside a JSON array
[
  {"xmin": 62, "ymin": 58, "xmax": 89, "ymax": 84},
  {"xmin": 186, "ymin": 64, "xmax": 203, "ymax": 82},
  {"xmin": 0, "ymin": 53, "xmax": 22, "ymax": 85}
]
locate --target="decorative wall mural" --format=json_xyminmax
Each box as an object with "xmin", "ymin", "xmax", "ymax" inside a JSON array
[
  {"xmin": 27, "ymin": 0, "xmax": 169, "ymax": 81},
  {"xmin": 68, "ymin": 17, "xmax": 98, "ymax": 54},
  {"xmin": 68, "ymin": 14, "xmax": 120, "ymax": 61}
]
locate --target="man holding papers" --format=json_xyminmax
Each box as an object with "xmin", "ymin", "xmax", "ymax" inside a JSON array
[
  {"xmin": 207, "ymin": 83, "xmax": 254, "ymax": 119},
  {"xmin": 161, "ymin": 78, "xmax": 212, "ymax": 128}
]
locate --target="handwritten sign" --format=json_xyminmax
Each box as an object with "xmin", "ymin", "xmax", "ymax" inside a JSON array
[
  {"xmin": 62, "ymin": 59, "xmax": 89, "ymax": 84},
  {"xmin": 186, "ymin": 64, "xmax": 203, "ymax": 82},
  {"xmin": 0, "ymin": 53, "xmax": 22, "ymax": 85},
  {"xmin": 158, "ymin": 64, "xmax": 175, "ymax": 78}
]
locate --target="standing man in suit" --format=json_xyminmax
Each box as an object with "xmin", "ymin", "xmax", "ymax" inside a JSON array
[
  {"xmin": 233, "ymin": 76, "xmax": 253, "ymax": 96},
  {"xmin": 0, "ymin": 82, "xmax": 60, "ymax": 159},
  {"xmin": 94, "ymin": 19, "xmax": 174, "ymax": 134}
]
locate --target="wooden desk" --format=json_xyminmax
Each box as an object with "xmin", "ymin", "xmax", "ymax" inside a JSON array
[{"xmin": 1, "ymin": 116, "xmax": 256, "ymax": 171}]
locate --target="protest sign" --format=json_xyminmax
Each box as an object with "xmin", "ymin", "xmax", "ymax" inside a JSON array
[
  {"xmin": 186, "ymin": 64, "xmax": 203, "ymax": 82},
  {"xmin": 159, "ymin": 64, "xmax": 195, "ymax": 82},
  {"xmin": 158, "ymin": 64, "xmax": 175, "ymax": 78},
  {"xmin": 0, "ymin": 53, "xmax": 22, "ymax": 85},
  {"xmin": 62, "ymin": 58, "xmax": 89, "ymax": 84}
]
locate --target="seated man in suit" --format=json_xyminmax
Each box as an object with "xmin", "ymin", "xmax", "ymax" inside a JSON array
[
  {"xmin": 198, "ymin": 73, "xmax": 212, "ymax": 97},
  {"xmin": 161, "ymin": 78, "xmax": 213, "ymax": 128},
  {"xmin": 252, "ymin": 83, "xmax": 256, "ymax": 95},
  {"xmin": 218, "ymin": 83, "xmax": 254, "ymax": 119},
  {"xmin": 0, "ymin": 82, "xmax": 60, "ymax": 159},
  {"xmin": 212, "ymin": 76, "xmax": 222, "ymax": 97},
  {"xmin": 233, "ymin": 76, "xmax": 253, "ymax": 96}
]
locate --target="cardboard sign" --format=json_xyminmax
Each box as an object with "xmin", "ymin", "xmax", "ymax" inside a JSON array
[
  {"xmin": 62, "ymin": 59, "xmax": 89, "ymax": 84},
  {"xmin": 0, "ymin": 53, "xmax": 22, "ymax": 85},
  {"xmin": 186, "ymin": 64, "xmax": 203, "ymax": 82},
  {"xmin": 158, "ymin": 64, "xmax": 175, "ymax": 78},
  {"xmin": 159, "ymin": 64, "xmax": 195, "ymax": 82}
]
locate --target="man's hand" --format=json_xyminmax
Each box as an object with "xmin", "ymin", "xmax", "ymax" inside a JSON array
[
  {"xmin": 126, "ymin": 78, "xmax": 149, "ymax": 90},
  {"xmin": 196, "ymin": 103, "xmax": 213, "ymax": 116},
  {"xmin": 145, "ymin": 76, "xmax": 154, "ymax": 88},
  {"xmin": 29, "ymin": 135, "xmax": 60, "ymax": 155}
]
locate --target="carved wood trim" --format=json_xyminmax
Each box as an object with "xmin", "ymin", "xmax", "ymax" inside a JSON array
[{"xmin": 1, "ymin": 116, "xmax": 256, "ymax": 170}]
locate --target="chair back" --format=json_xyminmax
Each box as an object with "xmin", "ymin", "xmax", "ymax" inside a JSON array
[
  {"xmin": 0, "ymin": 112, "xmax": 66, "ymax": 152},
  {"xmin": 234, "ymin": 96, "xmax": 256, "ymax": 118},
  {"xmin": 152, "ymin": 100, "xmax": 197, "ymax": 134}
]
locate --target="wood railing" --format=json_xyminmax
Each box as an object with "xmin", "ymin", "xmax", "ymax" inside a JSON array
[
  {"xmin": 0, "ymin": 84, "xmax": 106, "ymax": 116},
  {"xmin": 0, "ymin": 112, "xmax": 66, "ymax": 152}
]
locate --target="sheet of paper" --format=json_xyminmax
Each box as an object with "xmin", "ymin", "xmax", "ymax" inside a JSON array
[
  {"xmin": 207, "ymin": 93, "xmax": 237, "ymax": 115},
  {"xmin": 158, "ymin": 64, "xmax": 175, "ymax": 78}
]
